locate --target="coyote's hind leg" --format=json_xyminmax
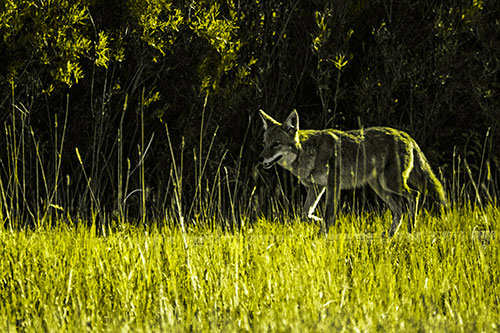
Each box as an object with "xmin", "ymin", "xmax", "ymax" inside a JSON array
[{"xmin": 368, "ymin": 178, "xmax": 405, "ymax": 237}]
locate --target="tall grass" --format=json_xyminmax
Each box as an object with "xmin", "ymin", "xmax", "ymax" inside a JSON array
[
  {"xmin": 0, "ymin": 207, "xmax": 499, "ymax": 331},
  {"xmin": 1, "ymin": 86, "xmax": 499, "ymax": 331},
  {"xmin": 1, "ymin": 78, "xmax": 496, "ymax": 230}
]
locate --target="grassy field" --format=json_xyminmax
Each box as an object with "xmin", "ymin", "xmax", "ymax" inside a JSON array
[{"xmin": 1, "ymin": 205, "xmax": 499, "ymax": 332}]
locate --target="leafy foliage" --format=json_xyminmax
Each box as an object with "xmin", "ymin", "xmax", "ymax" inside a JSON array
[
  {"xmin": 1, "ymin": 0, "xmax": 93, "ymax": 87},
  {"xmin": 127, "ymin": 0, "xmax": 183, "ymax": 59},
  {"xmin": 0, "ymin": 0, "xmax": 499, "ymax": 224}
]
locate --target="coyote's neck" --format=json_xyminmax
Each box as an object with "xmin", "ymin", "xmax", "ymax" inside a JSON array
[{"xmin": 281, "ymin": 147, "xmax": 317, "ymax": 184}]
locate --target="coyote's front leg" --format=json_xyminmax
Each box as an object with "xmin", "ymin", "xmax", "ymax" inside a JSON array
[{"xmin": 302, "ymin": 185, "xmax": 325, "ymax": 223}]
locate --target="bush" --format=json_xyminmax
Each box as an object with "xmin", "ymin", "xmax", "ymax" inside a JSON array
[{"xmin": 0, "ymin": 0, "xmax": 498, "ymax": 227}]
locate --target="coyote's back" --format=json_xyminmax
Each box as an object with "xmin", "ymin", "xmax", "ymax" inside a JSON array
[{"xmin": 258, "ymin": 109, "xmax": 446, "ymax": 236}]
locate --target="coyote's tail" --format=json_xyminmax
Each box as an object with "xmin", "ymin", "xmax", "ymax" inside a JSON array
[{"xmin": 413, "ymin": 148, "xmax": 448, "ymax": 208}]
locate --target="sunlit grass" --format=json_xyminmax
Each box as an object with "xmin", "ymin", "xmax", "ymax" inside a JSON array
[{"xmin": 1, "ymin": 204, "xmax": 499, "ymax": 332}]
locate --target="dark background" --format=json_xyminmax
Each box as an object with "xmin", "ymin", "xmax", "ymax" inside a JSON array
[{"xmin": 1, "ymin": 0, "xmax": 498, "ymax": 227}]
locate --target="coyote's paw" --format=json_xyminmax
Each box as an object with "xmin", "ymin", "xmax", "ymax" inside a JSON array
[
  {"xmin": 301, "ymin": 211, "xmax": 322, "ymax": 221},
  {"xmin": 382, "ymin": 229, "xmax": 397, "ymax": 239},
  {"xmin": 306, "ymin": 213, "xmax": 323, "ymax": 223}
]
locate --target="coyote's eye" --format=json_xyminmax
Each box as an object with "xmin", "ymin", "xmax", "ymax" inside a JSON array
[{"xmin": 271, "ymin": 143, "xmax": 280, "ymax": 149}]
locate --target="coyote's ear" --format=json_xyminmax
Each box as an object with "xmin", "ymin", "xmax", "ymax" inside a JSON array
[
  {"xmin": 283, "ymin": 109, "xmax": 299, "ymax": 133},
  {"xmin": 259, "ymin": 109, "xmax": 281, "ymax": 130}
]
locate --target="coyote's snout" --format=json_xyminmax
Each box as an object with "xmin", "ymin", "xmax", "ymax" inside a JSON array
[{"xmin": 258, "ymin": 109, "xmax": 447, "ymax": 237}]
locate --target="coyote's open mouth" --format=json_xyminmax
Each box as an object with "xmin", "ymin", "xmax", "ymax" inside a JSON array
[{"xmin": 261, "ymin": 154, "xmax": 282, "ymax": 169}]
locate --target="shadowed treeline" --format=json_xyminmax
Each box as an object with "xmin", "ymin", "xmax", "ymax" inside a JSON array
[{"xmin": 0, "ymin": 0, "xmax": 498, "ymax": 228}]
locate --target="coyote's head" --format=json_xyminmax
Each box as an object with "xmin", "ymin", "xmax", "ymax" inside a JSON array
[{"xmin": 258, "ymin": 110, "xmax": 300, "ymax": 169}]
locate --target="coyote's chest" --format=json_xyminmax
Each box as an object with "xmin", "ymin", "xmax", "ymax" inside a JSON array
[{"xmin": 284, "ymin": 148, "xmax": 329, "ymax": 187}]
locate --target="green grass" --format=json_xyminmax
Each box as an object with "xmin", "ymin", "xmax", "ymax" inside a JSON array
[{"xmin": 1, "ymin": 205, "xmax": 499, "ymax": 332}]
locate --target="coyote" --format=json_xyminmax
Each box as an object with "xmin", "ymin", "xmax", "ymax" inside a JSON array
[{"xmin": 258, "ymin": 109, "xmax": 447, "ymax": 236}]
